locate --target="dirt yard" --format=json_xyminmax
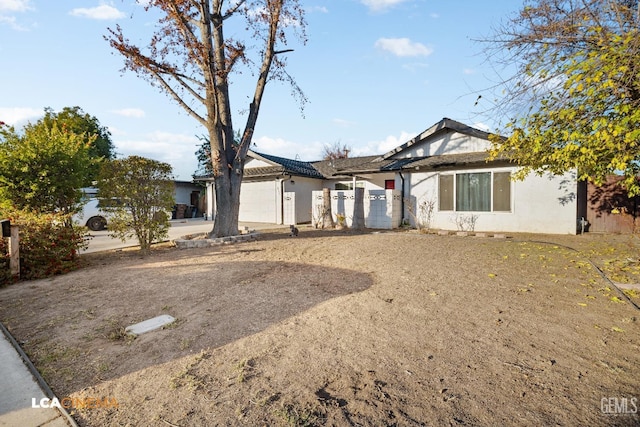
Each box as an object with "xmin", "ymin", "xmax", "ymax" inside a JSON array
[{"xmin": 1, "ymin": 228, "xmax": 639, "ymax": 426}]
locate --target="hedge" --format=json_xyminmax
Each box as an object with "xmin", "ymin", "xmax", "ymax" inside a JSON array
[{"xmin": 0, "ymin": 209, "xmax": 88, "ymax": 286}]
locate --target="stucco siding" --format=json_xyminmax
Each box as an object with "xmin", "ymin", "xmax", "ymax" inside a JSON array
[
  {"xmin": 284, "ymin": 177, "xmax": 324, "ymax": 223},
  {"xmin": 406, "ymin": 168, "xmax": 578, "ymax": 234},
  {"xmin": 394, "ymin": 132, "xmax": 492, "ymax": 159}
]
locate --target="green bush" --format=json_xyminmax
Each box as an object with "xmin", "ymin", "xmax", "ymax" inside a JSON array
[{"xmin": 0, "ymin": 209, "xmax": 88, "ymax": 285}]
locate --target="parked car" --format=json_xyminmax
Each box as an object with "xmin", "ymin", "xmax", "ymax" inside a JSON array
[
  {"xmin": 73, "ymin": 198, "xmax": 109, "ymax": 231},
  {"xmin": 74, "ymin": 198, "xmax": 173, "ymax": 231}
]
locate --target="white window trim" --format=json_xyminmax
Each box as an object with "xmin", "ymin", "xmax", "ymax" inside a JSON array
[{"xmin": 439, "ymin": 170, "xmax": 513, "ymax": 213}]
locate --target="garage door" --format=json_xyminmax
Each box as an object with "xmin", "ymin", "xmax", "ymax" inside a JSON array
[{"xmin": 239, "ymin": 181, "xmax": 277, "ymax": 223}]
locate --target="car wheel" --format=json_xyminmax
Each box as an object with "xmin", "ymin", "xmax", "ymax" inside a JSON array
[{"xmin": 87, "ymin": 216, "xmax": 106, "ymax": 231}]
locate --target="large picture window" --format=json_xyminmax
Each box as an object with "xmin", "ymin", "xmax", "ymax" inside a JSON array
[{"xmin": 439, "ymin": 171, "xmax": 511, "ymax": 212}]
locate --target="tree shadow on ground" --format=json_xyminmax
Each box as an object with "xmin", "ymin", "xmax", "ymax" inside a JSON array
[{"xmin": 0, "ymin": 250, "xmax": 373, "ymax": 397}]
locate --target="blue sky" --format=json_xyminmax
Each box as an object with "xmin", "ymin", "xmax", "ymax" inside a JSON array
[{"xmin": 0, "ymin": 0, "xmax": 522, "ymax": 180}]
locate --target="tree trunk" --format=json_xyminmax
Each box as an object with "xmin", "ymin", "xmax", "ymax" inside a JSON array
[
  {"xmin": 321, "ymin": 188, "xmax": 334, "ymax": 229},
  {"xmin": 210, "ymin": 169, "xmax": 242, "ymax": 237},
  {"xmin": 352, "ymin": 187, "xmax": 365, "ymax": 230}
]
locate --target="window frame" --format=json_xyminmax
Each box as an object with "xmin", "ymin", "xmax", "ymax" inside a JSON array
[{"xmin": 438, "ymin": 170, "xmax": 512, "ymax": 213}]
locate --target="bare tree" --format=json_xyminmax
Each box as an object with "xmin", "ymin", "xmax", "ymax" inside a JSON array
[
  {"xmin": 481, "ymin": 0, "xmax": 640, "ymax": 122},
  {"xmin": 322, "ymin": 141, "xmax": 351, "ymax": 160},
  {"xmin": 481, "ymin": 0, "xmax": 640, "ymax": 194},
  {"xmin": 106, "ymin": 0, "xmax": 307, "ymax": 236}
]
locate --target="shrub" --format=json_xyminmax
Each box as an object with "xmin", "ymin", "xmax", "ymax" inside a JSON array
[{"xmin": 0, "ymin": 209, "xmax": 88, "ymax": 285}]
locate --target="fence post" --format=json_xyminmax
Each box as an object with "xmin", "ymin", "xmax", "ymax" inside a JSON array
[{"xmin": 8, "ymin": 225, "xmax": 19, "ymax": 279}]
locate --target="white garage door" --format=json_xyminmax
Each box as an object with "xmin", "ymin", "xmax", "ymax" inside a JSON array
[{"xmin": 239, "ymin": 181, "xmax": 277, "ymax": 223}]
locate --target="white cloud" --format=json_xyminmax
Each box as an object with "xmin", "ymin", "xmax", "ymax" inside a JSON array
[
  {"xmin": 375, "ymin": 38, "xmax": 433, "ymax": 57},
  {"xmin": 251, "ymin": 136, "xmax": 325, "ymax": 161},
  {"xmin": 0, "ymin": 0, "xmax": 33, "ymax": 30},
  {"xmin": 111, "ymin": 108, "xmax": 146, "ymax": 118},
  {"xmin": 430, "ymin": 12, "xmax": 440, "ymax": 19},
  {"xmin": 473, "ymin": 122, "xmax": 490, "ymax": 132},
  {"xmin": 463, "ymin": 68, "xmax": 476, "ymax": 75},
  {"xmin": 114, "ymin": 131, "xmax": 200, "ymax": 180},
  {"xmin": 0, "ymin": 107, "xmax": 42, "ymax": 126},
  {"xmin": 361, "ymin": 0, "xmax": 408, "ymax": 12},
  {"xmin": 351, "ymin": 131, "xmax": 415, "ymax": 157},
  {"xmin": 0, "ymin": 14, "xmax": 27, "ymax": 30},
  {"xmin": 0, "ymin": 0, "xmax": 32, "ymax": 12},
  {"xmin": 69, "ymin": 4, "xmax": 125, "ymax": 20}
]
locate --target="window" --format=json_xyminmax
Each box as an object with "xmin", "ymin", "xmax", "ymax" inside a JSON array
[
  {"xmin": 385, "ymin": 179, "xmax": 395, "ymax": 190},
  {"xmin": 439, "ymin": 175, "xmax": 453, "ymax": 211},
  {"xmin": 335, "ymin": 182, "xmax": 364, "ymax": 190},
  {"xmin": 492, "ymin": 172, "xmax": 511, "ymax": 212},
  {"xmin": 439, "ymin": 171, "xmax": 511, "ymax": 212}
]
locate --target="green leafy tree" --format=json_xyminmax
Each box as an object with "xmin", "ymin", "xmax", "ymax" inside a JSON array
[
  {"xmin": 485, "ymin": 0, "xmax": 640, "ymax": 194},
  {"xmin": 97, "ymin": 156, "xmax": 175, "ymax": 254},
  {"xmin": 0, "ymin": 122, "xmax": 95, "ymax": 215},
  {"xmin": 32, "ymin": 106, "xmax": 115, "ymax": 183},
  {"xmin": 107, "ymin": 0, "xmax": 307, "ymax": 237}
]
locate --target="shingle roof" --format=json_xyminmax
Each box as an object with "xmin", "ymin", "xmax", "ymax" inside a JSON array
[
  {"xmin": 401, "ymin": 152, "xmax": 508, "ymax": 170},
  {"xmin": 246, "ymin": 151, "xmax": 325, "ymax": 179},
  {"xmin": 311, "ymin": 156, "xmax": 396, "ymax": 177}
]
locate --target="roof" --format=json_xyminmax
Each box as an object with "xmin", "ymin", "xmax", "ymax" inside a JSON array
[
  {"xmin": 196, "ymin": 120, "xmax": 510, "ymax": 181},
  {"xmin": 378, "ymin": 118, "xmax": 496, "ymax": 161},
  {"xmin": 401, "ymin": 152, "xmax": 511, "ymax": 170},
  {"xmin": 245, "ymin": 151, "xmax": 325, "ymax": 179},
  {"xmin": 311, "ymin": 156, "xmax": 397, "ymax": 177}
]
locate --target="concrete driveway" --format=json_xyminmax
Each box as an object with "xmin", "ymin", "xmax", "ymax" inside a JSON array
[{"xmin": 81, "ymin": 218, "xmax": 287, "ymax": 254}]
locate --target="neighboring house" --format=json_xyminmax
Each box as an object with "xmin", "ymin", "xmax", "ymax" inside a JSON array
[
  {"xmin": 202, "ymin": 118, "xmax": 586, "ymax": 234},
  {"xmin": 174, "ymin": 180, "xmax": 204, "ymax": 218}
]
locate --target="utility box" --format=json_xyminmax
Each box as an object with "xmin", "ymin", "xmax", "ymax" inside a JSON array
[{"xmin": 1, "ymin": 219, "xmax": 9, "ymax": 238}]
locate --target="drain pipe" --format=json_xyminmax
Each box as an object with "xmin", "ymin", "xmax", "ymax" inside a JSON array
[
  {"xmin": 399, "ymin": 172, "xmax": 405, "ymax": 225},
  {"xmin": 279, "ymin": 175, "xmax": 291, "ymax": 225}
]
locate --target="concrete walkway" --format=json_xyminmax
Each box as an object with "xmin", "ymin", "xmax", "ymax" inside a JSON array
[{"xmin": 0, "ymin": 325, "xmax": 75, "ymax": 426}]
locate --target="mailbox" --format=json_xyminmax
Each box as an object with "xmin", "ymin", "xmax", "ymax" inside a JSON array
[{"xmin": 1, "ymin": 219, "xmax": 10, "ymax": 238}]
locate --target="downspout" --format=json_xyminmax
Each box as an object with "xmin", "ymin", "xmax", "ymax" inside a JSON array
[
  {"xmin": 399, "ymin": 172, "xmax": 405, "ymax": 225},
  {"xmin": 279, "ymin": 175, "xmax": 291, "ymax": 225}
]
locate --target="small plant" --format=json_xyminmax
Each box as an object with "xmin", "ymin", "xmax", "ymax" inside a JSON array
[
  {"xmin": 101, "ymin": 318, "xmax": 134, "ymax": 343},
  {"xmin": 274, "ymin": 402, "xmax": 321, "ymax": 427},
  {"xmin": 335, "ymin": 212, "xmax": 347, "ymax": 228},
  {"xmin": 405, "ymin": 195, "xmax": 436, "ymax": 232},
  {"xmin": 452, "ymin": 214, "xmax": 479, "ymax": 232},
  {"xmin": 234, "ymin": 357, "xmax": 255, "ymax": 383}
]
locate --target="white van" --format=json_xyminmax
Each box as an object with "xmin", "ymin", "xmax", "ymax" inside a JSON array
[{"xmin": 73, "ymin": 198, "xmax": 109, "ymax": 231}]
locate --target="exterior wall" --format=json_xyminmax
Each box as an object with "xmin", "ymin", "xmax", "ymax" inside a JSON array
[
  {"xmin": 311, "ymin": 189, "xmax": 401, "ymax": 229},
  {"xmin": 239, "ymin": 180, "xmax": 278, "ymax": 223},
  {"xmin": 284, "ymin": 177, "xmax": 324, "ymax": 224},
  {"xmin": 244, "ymin": 158, "xmax": 273, "ymax": 168},
  {"xmin": 174, "ymin": 181, "xmax": 201, "ymax": 205},
  {"xmin": 322, "ymin": 173, "xmax": 395, "ymax": 191},
  {"xmin": 406, "ymin": 167, "xmax": 578, "ymax": 234},
  {"xmin": 394, "ymin": 132, "xmax": 492, "ymax": 159}
]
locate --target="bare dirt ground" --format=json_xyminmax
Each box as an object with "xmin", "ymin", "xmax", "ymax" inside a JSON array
[{"xmin": 1, "ymin": 228, "xmax": 639, "ymax": 426}]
